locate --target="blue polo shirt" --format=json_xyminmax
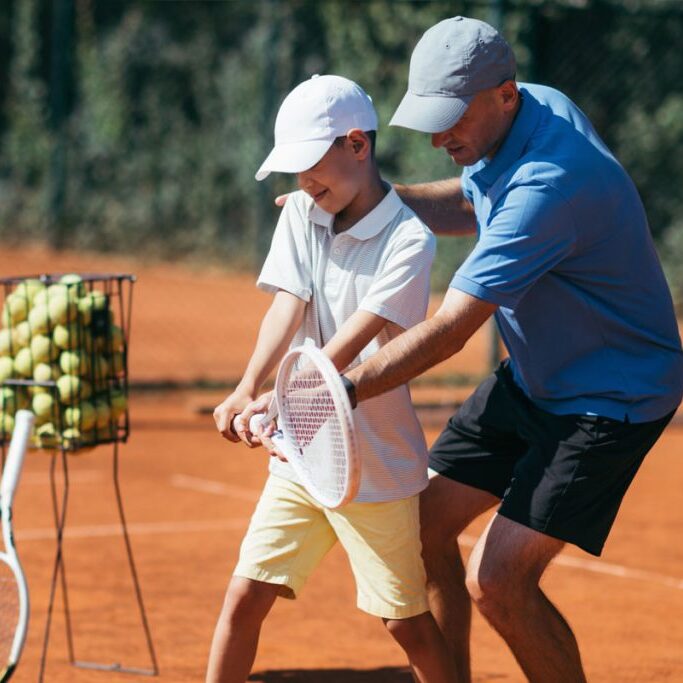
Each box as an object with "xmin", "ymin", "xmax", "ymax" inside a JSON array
[{"xmin": 452, "ymin": 83, "xmax": 683, "ymax": 422}]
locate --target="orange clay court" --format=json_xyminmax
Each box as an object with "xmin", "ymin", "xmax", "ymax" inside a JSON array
[{"xmin": 2, "ymin": 244, "xmax": 682, "ymax": 682}]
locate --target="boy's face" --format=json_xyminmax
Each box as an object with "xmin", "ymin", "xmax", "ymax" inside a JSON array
[{"xmin": 296, "ymin": 133, "xmax": 367, "ymax": 215}]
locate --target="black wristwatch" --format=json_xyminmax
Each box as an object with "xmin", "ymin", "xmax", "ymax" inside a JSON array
[{"xmin": 340, "ymin": 375, "xmax": 358, "ymax": 409}]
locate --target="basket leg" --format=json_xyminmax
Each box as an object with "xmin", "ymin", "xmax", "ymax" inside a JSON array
[
  {"xmin": 72, "ymin": 440, "xmax": 159, "ymax": 676},
  {"xmin": 38, "ymin": 449, "xmax": 72, "ymax": 682}
]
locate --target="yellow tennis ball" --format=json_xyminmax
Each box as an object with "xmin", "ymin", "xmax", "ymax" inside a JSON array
[
  {"xmin": 59, "ymin": 274, "xmax": 86, "ymax": 298},
  {"xmin": 48, "ymin": 295, "xmax": 78, "ymax": 326},
  {"xmin": 61, "ymin": 427, "xmax": 82, "ymax": 450},
  {"xmin": 28, "ymin": 304, "xmax": 51, "ymax": 335},
  {"xmin": 59, "ymin": 350, "xmax": 90, "ymax": 376},
  {"xmin": 30, "ymin": 334, "xmax": 59, "ymax": 364},
  {"xmin": 35, "ymin": 422, "xmax": 59, "ymax": 448},
  {"xmin": 0, "ymin": 412, "xmax": 15, "ymax": 438},
  {"xmin": 53, "ymin": 322, "xmax": 89, "ymax": 350},
  {"xmin": 94, "ymin": 400, "xmax": 111, "ymax": 429},
  {"xmin": 32, "ymin": 288, "xmax": 48, "ymax": 308},
  {"xmin": 32, "ymin": 392, "xmax": 57, "ymax": 423},
  {"xmin": 77, "ymin": 291, "xmax": 107, "ymax": 325},
  {"xmin": 57, "ymin": 374, "xmax": 91, "ymax": 404},
  {"xmin": 14, "ymin": 279, "xmax": 45, "ymax": 305},
  {"xmin": 15, "ymin": 321, "xmax": 31, "ymax": 348},
  {"xmin": 0, "ymin": 328, "xmax": 18, "ymax": 356},
  {"xmin": 2, "ymin": 293, "xmax": 30, "ymax": 327},
  {"xmin": 0, "ymin": 386, "xmax": 27, "ymax": 413},
  {"xmin": 47, "ymin": 283, "xmax": 77, "ymax": 302},
  {"xmin": 64, "ymin": 401, "xmax": 95, "ymax": 431},
  {"xmin": 0, "ymin": 356, "xmax": 14, "ymax": 382},
  {"xmin": 109, "ymin": 390, "xmax": 128, "ymax": 420},
  {"xmin": 14, "ymin": 347, "xmax": 35, "ymax": 377}
]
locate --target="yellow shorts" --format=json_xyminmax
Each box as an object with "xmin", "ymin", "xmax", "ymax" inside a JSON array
[{"xmin": 234, "ymin": 474, "xmax": 429, "ymax": 619}]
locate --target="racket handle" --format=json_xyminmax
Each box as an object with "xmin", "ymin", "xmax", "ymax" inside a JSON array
[{"xmin": 1, "ymin": 410, "xmax": 35, "ymax": 505}]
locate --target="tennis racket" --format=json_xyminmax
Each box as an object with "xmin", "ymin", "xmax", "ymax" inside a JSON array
[
  {"xmin": 247, "ymin": 345, "xmax": 360, "ymax": 509},
  {"xmin": 0, "ymin": 410, "xmax": 34, "ymax": 683}
]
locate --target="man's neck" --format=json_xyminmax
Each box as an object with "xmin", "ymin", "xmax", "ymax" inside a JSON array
[{"xmin": 334, "ymin": 173, "xmax": 387, "ymax": 234}]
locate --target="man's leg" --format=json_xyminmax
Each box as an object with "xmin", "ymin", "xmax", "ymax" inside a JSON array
[
  {"xmin": 466, "ymin": 514, "xmax": 586, "ymax": 683},
  {"xmin": 205, "ymin": 576, "xmax": 280, "ymax": 683},
  {"xmin": 420, "ymin": 474, "xmax": 500, "ymax": 683}
]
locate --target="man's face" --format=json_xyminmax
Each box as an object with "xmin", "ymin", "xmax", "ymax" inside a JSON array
[
  {"xmin": 431, "ymin": 83, "xmax": 518, "ymax": 166},
  {"xmin": 296, "ymin": 137, "xmax": 362, "ymax": 215}
]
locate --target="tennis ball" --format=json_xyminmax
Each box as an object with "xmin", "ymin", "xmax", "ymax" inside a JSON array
[
  {"xmin": 109, "ymin": 390, "xmax": 128, "ymax": 420},
  {"xmin": 32, "ymin": 392, "xmax": 57, "ymax": 423},
  {"xmin": 28, "ymin": 304, "xmax": 51, "ymax": 335},
  {"xmin": 47, "ymin": 283, "xmax": 77, "ymax": 303},
  {"xmin": 59, "ymin": 350, "xmax": 90, "ymax": 376},
  {"xmin": 61, "ymin": 427, "xmax": 82, "ymax": 450},
  {"xmin": 57, "ymin": 374, "xmax": 91, "ymax": 404},
  {"xmin": 15, "ymin": 321, "xmax": 31, "ymax": 348},
  {"xmin": 110, "ymin": 351, "xmax": 124, "ymax": 376},
  {"xmin": 0, "ymin": 328, "xmax": 18, "ymax": 356},
  {"xmin": 53, "ymin": 323, "xmax": 90, "ymax": 350},
  {"xmin": 48, "ymin": 295, "xmax": 78, "ymax": 326},
  {"xmin": 14, "ymin": 279, "xmax": 45, "ymax": 305},
  {"xmin": 77, "ymin": 291, "xmax": 107, "ymax": 325},
  {"xmin": 93, "ymin": 400, "xmax": 110, "ymax": 428},
  {"xmin": 64, "ymin": 401, "xmax": 95, "ymax": 431},
  {"xmin": 32, "ymin": 288, "xmax": 48, "ymax": 308},
  {"xmin": 35, "ymin": 422, "xmax": 59, "ymax": 448},
  {"xmin": 2, "ymin": 293, "xmax": 30, "ymax": 326},
  {"xmin": 14, "ymin": 347, "xmax": 35, "ymax": 377},
  {"xmin": 59, "ymin": 274, "xmax": 86, "ymax": 298},
  {"xmin": 0, "ymin": 386, "xmax": 27, "ymax": 413},
  {"xmin": 33, "ymin": 362, "xmax": 58, "ymax": 384},
  {"xmin": 0, "ymin": 412, "xmax": 14, "ymax": 437},
  {"xmin": 30, "ymin": 334, "xmax": 59, "ymax": 364},
  {"xmin": 0, "ymin": 357, "xmax": 14, "ymax": 382}
]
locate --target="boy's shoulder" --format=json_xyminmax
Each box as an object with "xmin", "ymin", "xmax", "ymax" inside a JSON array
[{"xmin": 386, "ymin": 192, "xmax": 435, "ymax": 248}]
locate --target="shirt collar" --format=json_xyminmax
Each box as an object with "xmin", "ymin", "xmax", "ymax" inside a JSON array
[
  {"xmin": 308, "ymin": 183, "xmax": 403, "ymax": 240},
  {"xmin": 470, "ymin": 88, "xmax": 542, "ymax": 194}
]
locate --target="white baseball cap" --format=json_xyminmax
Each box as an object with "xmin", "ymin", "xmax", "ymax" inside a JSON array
[{"xmin": 255, "ymin": 74, "xmax": 378, "ymax": 181}]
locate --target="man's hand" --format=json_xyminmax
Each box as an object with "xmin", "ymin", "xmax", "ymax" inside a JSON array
[
  {"xmin": 213, "ymin": 391, "xmax": 253, "ymax": 442},
  {"xmin": 237, "ymin": 391, "xmax": 288, "ymax": 461},
  {"xmin": 274, "ymin": 193, "xmax": 290, "ymax": 207}
]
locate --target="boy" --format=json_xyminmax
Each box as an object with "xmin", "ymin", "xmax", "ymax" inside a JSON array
[{"xmin": 207, "ymin": 75, "xmax": 456, "ymax": 683}]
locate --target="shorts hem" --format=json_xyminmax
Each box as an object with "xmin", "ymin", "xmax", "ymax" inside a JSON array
[
  {"xmin": 357, "ymin": 597, "xmax": 430, "ymax": 619},
  {"xmin": 233, "ymin": 565, "xmax": 304, "ymax": 599},
  {"xmin": 496, "ymin": 509, "xmax": 604, "ymax": 557},
  {"xmin": 427, "ymin": 461, "xmax": 505, "ymax": 499}
]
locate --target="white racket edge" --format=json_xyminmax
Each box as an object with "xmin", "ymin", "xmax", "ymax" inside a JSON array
[{"xmin": 0, "ymin": 409, "xmax": 34, "ymax": 682}]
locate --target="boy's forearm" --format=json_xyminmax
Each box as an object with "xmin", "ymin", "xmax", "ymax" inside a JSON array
[
  {"xmin": 239, "ymin": 291, "xmax": 305, "ymax": 395},
  {"xmin": 395, "ymin": 178, "xmax": 476, "ymax": 236},
  {"xmin": 322, "ymin": 309, "xmax": 388, "ymax": 373}
]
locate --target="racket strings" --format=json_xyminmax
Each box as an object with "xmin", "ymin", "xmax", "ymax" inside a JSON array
[
  {"xmin": 281, "ymin": 366, "xmax": 348, "ymax": 500},
  {"xmin": 0, "ymin": 558, "xmax": 19, "ymax": 664}
]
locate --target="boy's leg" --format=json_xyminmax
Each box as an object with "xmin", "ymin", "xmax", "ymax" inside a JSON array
[
  {"xmin": 206, "ymin": 577, "xmax": 280, "ymax": 683},
  {"xmin": 383, "ymin": 611, "xmax": 456, "ymax": 683},
  {"xmin": 327, "ymin": 495, "xmax": 460, "ymax": 682},
  {"xmin": 206, "ymin": 475, "xmax": 337, "ymax": 683}
]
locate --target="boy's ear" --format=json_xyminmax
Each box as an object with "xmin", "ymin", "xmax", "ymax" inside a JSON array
[{"xmin": 346, "ymin": 129, "xmax": 370, "ymax": 159}]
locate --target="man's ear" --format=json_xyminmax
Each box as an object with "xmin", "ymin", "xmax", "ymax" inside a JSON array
[{"xmin": 499, "ymin": 80, "xmax": 519, "ymax": 112}]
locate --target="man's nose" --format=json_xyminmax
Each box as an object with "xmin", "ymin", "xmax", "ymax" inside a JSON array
[{"xmin": 431, "ymin": 131, "xmax": 449, "ymax": 149}]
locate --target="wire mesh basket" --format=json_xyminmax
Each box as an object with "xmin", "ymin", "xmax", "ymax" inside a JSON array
[{"xmin": 0, "ymin": 273, "xmax": 134, "ymax": 452}]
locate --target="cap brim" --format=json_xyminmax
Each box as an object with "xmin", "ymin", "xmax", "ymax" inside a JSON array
[
  {"xmin": 255, "ymin": 139, "xmax": 334, "ymax": 181},
  {"xmin": 389, "ymin": 92, "xmax": 473, "ymax": 133}
]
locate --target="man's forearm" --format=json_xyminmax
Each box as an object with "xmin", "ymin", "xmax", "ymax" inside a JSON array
[
  {"xmin": 343, "ymin": 289, "xmax": 497, "ymax": 403},
  {"xmin": 395, "ymin": 178, "xmax": 476, "ymax": 236}
]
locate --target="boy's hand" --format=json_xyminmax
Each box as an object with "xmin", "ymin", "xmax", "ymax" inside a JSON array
[
  {"xmin": 213, "ymin": 391, "xmax": 253, "ymax": 443},
  {"xmin": 237, "ymin": 392, "xmax": 288, "ymax": 462}
]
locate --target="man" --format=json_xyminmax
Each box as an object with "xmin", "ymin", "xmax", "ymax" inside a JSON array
[{"xmin": 337, "ymin": 16, "xmax": 683, "ymax": 683}]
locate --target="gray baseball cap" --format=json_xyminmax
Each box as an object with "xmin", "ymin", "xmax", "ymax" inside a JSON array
[{"xmin": 390, "ymin": 16, "xmax": 516, "ymax": 133}]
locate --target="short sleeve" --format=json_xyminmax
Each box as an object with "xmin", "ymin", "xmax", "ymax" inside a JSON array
[
  {"xmin": 257, "ymin": 193, "xmax": 313, "ymax": 302},
  {"xmin": 460, "ymin": 169, "xmax": 475, "ymax": 205},
  {"xmin": 451, "ymin": 182, "xmax": 576, "ymax": 308},
  {"xmin": 359, "ymin": 224, "xmax": 436, "ymax": 330}
]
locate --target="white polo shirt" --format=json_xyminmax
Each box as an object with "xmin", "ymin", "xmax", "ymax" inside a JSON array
[{"xmin": 257, "ymin": 186, "xmax": 435, "ymax": 502}]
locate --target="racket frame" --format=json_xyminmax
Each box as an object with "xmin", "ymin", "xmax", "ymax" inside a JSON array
[
  {"xmin": 253, "ymin": 346, "xmax": 360, "ymax": 508},
  {"xmin": 0, "ymin": 410, "xmax": 34, "ymax": 683}
]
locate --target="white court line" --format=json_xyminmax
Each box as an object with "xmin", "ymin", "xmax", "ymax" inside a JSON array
[
  {"xmin": 459, "ymin": 533, "xmax": 683, "ymax": 591},
  {"xmin": 170, "ymin": 473, "xmax": 261, "ymax": 501},
  {"xmin": 16, "ymin": 518, "xmax": 249, "ymax": 542}
]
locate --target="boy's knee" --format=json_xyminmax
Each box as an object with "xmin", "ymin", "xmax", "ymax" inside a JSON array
[
  {"xmin": 383, "ymin": 614, "xmax": 432, "ymax": 653},
  {"xmin": 221, "ymin": 577, "xmax": 277, "ymax": 626}
]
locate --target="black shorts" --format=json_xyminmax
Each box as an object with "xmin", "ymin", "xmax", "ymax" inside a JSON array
[{"xmin": 429, "ymin": 361, "xmax": 674, "ymax": 556}]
